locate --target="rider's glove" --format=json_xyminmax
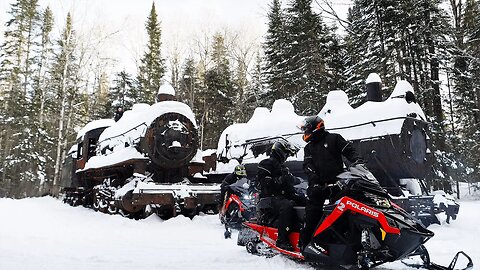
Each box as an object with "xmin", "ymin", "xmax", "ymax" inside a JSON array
[
  {"xmin": 281, "ymin": 166, "xmax": 291, "ymax": 176},
  {"xmin": 336, "ymin": 180, "xmax": 346, "ymax": 191}
]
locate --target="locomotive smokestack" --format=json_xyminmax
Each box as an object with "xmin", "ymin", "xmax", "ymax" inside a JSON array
[
  {"xmin": 157, "ymin": 84, "xmax": 176, "ymax": 102},
  {"xmin": 365, "ymin": 73, "xmax": 382, "ymax": 102}
]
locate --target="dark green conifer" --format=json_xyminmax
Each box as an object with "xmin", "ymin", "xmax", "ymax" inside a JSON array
[{"xmin": 137, "ymin": 2, "xmax": 165, "ymax": 104}]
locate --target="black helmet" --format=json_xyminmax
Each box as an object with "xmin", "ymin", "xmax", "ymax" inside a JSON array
[
  {"xmin": 271, "ymin": 140, "xmax": 296, "ymax": 163},
  {"xmin": 234, "ymin": 164, "xmax": 247, "ymax": 177},
  {"xmin": 299, "ymin": 115, "xmax": 325, "ymax": 142}
]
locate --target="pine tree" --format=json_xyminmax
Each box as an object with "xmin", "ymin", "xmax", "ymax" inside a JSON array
[
  {"xmin": 263, "ymin": 0, "xmax": 288, "ymax": 106},
  {"xmin": 344, "ymin": 0, "xmax": 397, "ymax": 105},
  {"xmin": 29, "ymin": 6, "xmax": 54, "ymax": 189},
  {"xmin": 178, "ymin": 57, "xmax": 199, "ymax": 109},
  {"xmin": 33, "ymin": 6, "xmax": 54, "ymax": 129},
  {"xmin": 262, "ymin": 0, "xmax": 341, "ymax": 114},
  {"xmin": 284, "ymin": 0, "xmax": 337, "ymax": 114},
  {"xmin": 137, "ymin": 3, "xmax": 165, "ymax": 104},
  {"xmin": 248, "ymin": 52, "xmax": 266, "ymax": 111},
  {"xmin": 0, "ymin": 0, "xmax": 41, "ymax": 196},
  {"xmin": 201, "ymin": 33, "xmax": 235, "ymax": 149},
  {"xmin": 449, "ymin": 0, "xmax": 480, "ymax": 184},
  {"xmin": 110, "ymin": 70, "xmax": 136, "ymax": 111},
  {"xmin": 232, "ymin": 56, "xmax": 249, "ymax": 122}
]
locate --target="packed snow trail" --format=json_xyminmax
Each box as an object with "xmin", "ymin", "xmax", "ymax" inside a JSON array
[{"xmin": 0, "ymin": 197, "xmax": 478, "ymax": 270}]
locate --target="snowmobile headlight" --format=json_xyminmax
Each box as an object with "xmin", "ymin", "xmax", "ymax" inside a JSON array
[
  {"xmin": 366, "ymin": 193, "xmax": 391, "ymax": 208},
  {"xmin": 375, "ymin": 198, "xmax": 391, "ymax": 208}
]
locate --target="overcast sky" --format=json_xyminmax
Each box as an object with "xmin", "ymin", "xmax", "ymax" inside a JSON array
[
  {"xmin": 0, "ymin": 0, "xmax": 351, "ymax": 76},
  {"xmin": 0, "ymin": 0, "xmax": 272, "ymax": 73}
]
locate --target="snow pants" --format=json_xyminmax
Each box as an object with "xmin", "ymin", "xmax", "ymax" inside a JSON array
[
  {"xmin": 300, "ymin": 185, "xmax": 329, "ymax": 249},
  {"xmin": 257, "ymin": 196, "xmax": 294, "ymax": 243}
]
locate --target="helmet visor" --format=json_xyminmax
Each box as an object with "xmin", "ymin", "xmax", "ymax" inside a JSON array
[
  {"xmin": 297, "ymin": 119, "xmax": 310, "ymax": 132},
  {"xmin": 235, "ymin": 165, "xmax": 247, "ymax": 176},
  {"xmin": 235, "ymin": 169, "xmax": 247, "ymax": 176}
]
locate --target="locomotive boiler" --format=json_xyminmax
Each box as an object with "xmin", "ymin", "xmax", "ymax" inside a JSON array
[{"xmin": 62, "ymin": 86, "xmax": 220, "ymax": 219}]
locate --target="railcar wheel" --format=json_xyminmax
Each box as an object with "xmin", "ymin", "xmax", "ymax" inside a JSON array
[
  {"xmin": 93, "ymin": 197, "xmax": 100, "ymax": 211},
  {"xmin": 107, "ymin": 202, "xmax": 118, "ymax": 214}
]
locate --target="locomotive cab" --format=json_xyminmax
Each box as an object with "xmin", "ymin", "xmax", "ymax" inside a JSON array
[{"xmin": 76, "ymin": 127, "xmax": 109, "ymax": 171}]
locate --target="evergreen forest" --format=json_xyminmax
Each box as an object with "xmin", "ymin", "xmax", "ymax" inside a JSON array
[{"xmin": 0, "ymin": 0, "xmax": 479, "ymax": 197}]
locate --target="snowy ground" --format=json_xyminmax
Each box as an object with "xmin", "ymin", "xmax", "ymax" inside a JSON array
[{"xmin": 0, "ymin": 197, "xmax": 478, "ymax": 270}]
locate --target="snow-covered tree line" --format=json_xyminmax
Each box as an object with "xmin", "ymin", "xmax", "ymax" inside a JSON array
[
  {"xmin": 0, "ymin": 0, "xmax": 78, "ymax": 197},
  {"xmin": 341, "ymin": 0, "xmax": 480, "ymax": 190},
  {"xmin": 259, "ymin": 0, "xmax": 480, "ymax": 191},
  {"xmin": 0, "ymin": 0, "xmax": 164, "ymax": 197},
  {"xmin": 0, "ymin": 0, "xmax": 479, "ymax": 197}
]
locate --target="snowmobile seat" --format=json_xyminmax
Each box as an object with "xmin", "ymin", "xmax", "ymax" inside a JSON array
[
  {"xmin": 293, "ymin": 206, "xmax": 305, "ymax": 223},
  {"xmin": 256, "ymin": 198, "xmax": 278, "ymax": 226}
]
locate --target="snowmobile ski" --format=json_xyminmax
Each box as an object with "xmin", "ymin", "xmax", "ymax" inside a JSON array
[{"xmin": 402, "ymin": 245, "xmax": 473, "ymax": 270}]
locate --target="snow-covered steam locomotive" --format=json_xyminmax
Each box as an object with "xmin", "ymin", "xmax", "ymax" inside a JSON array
[
  {"xmin": 212, "ymin": 74, "xmax": 441, "ymax": 226},
  {"xmin": 62, "ymin": 85, "xmax": 220, "ymax": 219}
]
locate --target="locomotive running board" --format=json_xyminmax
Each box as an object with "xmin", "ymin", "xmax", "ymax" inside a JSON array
[
  {"xmin": 133, "ymin": 183, "xmax": 221, "ymax": 211},
  {"xmin": 134, "ymin": 183, "xmax": 221, "ymax": 195}
]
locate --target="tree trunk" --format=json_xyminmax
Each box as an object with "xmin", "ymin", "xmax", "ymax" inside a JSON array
[
  {"xmin": 52, "ymin": 59, "xmax": 71, "ymax": 196},
  {"xmin": 53, "ymin": 93, "xmax": 67, "ymax": 195}
]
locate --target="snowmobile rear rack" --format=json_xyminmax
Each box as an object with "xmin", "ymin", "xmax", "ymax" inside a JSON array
[{"xmin": 402, "ymin": 245, "xmax": 473, "ymax": 270}]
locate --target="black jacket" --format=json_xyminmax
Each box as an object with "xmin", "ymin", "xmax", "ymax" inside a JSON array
[
  {"xmin": 256, "ymin": 157, "xmax": 297, "ymax": 199},
  {"xmin": 303, "ymin": 130, "xmax": 362, "ymax": 186},
  {"xmin": 221, "ymin": 173, "xmax": 239, "ymax": 189}
]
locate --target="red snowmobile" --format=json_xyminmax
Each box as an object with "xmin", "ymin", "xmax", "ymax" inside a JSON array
[
  {"xmin": 220, "ymin": 178, "xmax": 257, "ymax": 238},
  {"xmin": 238, "ymin": 166, "xmax": 473, "ymax": 270}
]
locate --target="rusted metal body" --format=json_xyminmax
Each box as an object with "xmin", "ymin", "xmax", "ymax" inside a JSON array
[{"xmin": 62, "ymin": 106, "xmax": 221, "ymax": 219}]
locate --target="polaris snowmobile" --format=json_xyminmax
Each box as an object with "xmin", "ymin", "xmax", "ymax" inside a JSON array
[
  {"xmin": 238, "ymin": 165, "xmax": 473, "ymax": 270},
  {"xmin": 220, "ymin": 178, "xmax": 257, "ymax": 238}
]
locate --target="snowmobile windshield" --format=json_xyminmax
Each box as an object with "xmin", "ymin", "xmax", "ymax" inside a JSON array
[
  {"xmin": 337, "ymin": 165, "xmax": 379, "ymax": 184},
  {"xmin": 229, "ymin": 178, "xmax": 250, "ymax": 194},
  {"xmin": 335, "ymin": 166, "xmax": 390, "ymax": 208}
]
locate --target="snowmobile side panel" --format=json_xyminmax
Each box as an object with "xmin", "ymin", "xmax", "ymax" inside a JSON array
[
  {"xmin": 258, "ymin": 233, "xmax": 305, "ymax": 259},
  {"xmin": 313, "ymin": 196, "xmax": 400, "ymax": 237},
  {"xmin": 224, "ymin": 194, "xmax": 245, "ymax": 212}
]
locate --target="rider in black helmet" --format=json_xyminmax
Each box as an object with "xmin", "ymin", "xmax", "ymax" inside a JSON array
[
  {"xmin": 299, "ymin": 115, "xmax": 364, "ymax": 251},
  {"xmin": 256, "ymin": 140, "xmax": 299, "ymax": 251}
]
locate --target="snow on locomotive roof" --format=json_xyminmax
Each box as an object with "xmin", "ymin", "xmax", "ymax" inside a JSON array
[
  {"xmin": 217, "ymin": 99, "xmax": 304, "ymax": 151},
  {"xmin": 76, "ymin": 119, "xmax": 115, "ymax": 140},
  {"xmin": 78, "ymin": 147, "xmax": 147, "ymax": 172},
  {"xmin": 214, "ymin": 79, "xmax": 427, "ymax": 171},
  {"xmin": 216, "ymin": 99, "xmax": 305, "ymax": 164},
  {"xmin": 319, "ymin": 80, "xmax": 426, "ymax": 140},
  {"xmin": 98, "ymin": 101, "xmax": 197, "ymax": 149}
]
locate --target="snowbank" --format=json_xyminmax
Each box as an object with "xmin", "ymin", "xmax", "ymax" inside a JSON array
[{"xmin": 0, "ymin": 197, "xmax": 478, "ymax": 270}]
